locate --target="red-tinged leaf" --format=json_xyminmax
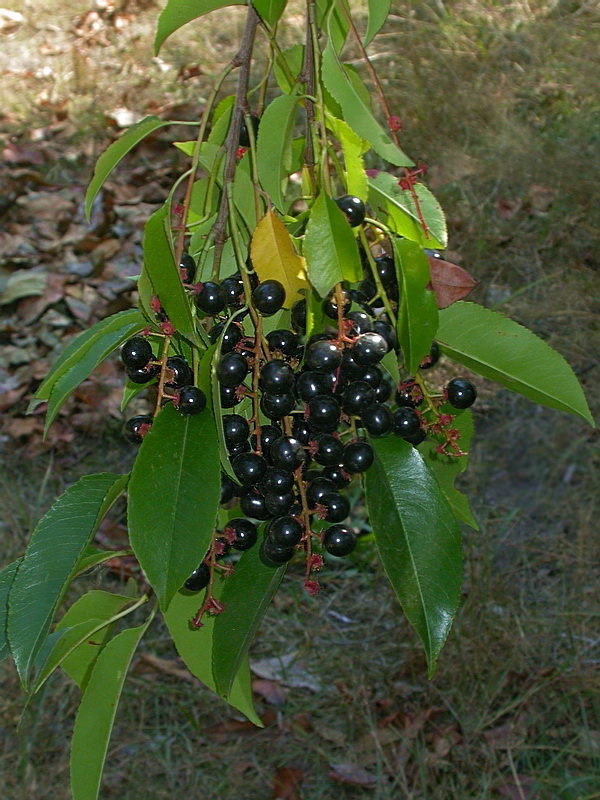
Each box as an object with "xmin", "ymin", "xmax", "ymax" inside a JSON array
[
  {"xmin": 428, "ymin": 257, "xmax": 478, "ymax": 309},
  {"xmin": 328, "ymin": 763, "xmax": 377, "ymax": 788},
  {"xmin": 272, "ymin": 766, "xmax": 304, "ymax": 800}
]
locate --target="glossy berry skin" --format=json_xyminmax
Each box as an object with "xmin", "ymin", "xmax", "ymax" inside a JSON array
[
  {"xmin": 342, "ymin": 380, "xmax": 376, "ymax": 416},
  {"xmin": 372, "ymin": 319, "xmax": 398, "ymax": 352},
  {"xmin": 177, "ymin": 386, "xmax": 207, "ymax": 415},
  {"xmin": 393, "ymin": 407, "xmax": 422, "ymax": 438},
  {"xmin": 261, "ymin": 466, "xmax": 295, "ymax": 495},
  {"xmin": 228, "ymin": 441, "xmax": 251, "ymax": 458},
  {"xmin": 239, "ymin": 113, "xmax": 260, "ymax": 148},
  {"xmin": 266, "ymin": 329, "xmax": 299, "ymax": 357},
  {"xmin": 360, "ymin": 403, "xmax": 393, "ymax": 437},
  {"xmin": 306, "ymin": 477, "xmax": 338, "ymax": 508},
  {"xmin": 323, "ymin": 525, "xmax": 357, "ymax": 557},
  {"xmin": 291, "ymin": 299, "xmax": 307, "ymax": 333},
  {"xmin": 261, "ymin": 538, "xmax": 295, "ymax": 565},
  {"xmin": 292, "ymin": 417, "xmax": 312, "ymax": 445},
  {"xmin": 374, "ymin": 380, "xmax": 392, "ymax": 403},
  {"xmin": 252, "ymin": 280, "xmax": 286, "ymax": 316},
  {"xmin": 335, "ymin": 194, "xmax": 366, "ymax": 227},
  {"xmin": 222, "ymin": 275, "xmax": 244, "ymax": 307},
  {"xmin": 322, "ymin": 291, "xmax": 351, "ymax": 320},
  {"xmin": 121, "ymin": 336, "xmax": 153, "ymax": 370},
  {"xmin": 220, "ymin": 473, "xmax": 236, "ymax": 505},
  {"xmin": 447, "ymin": 378, "xmax": 477, "ymax": 409},
  {"xmin": 404, "ymin": 428, "xmax": 427, "ymax": 446},
  {"xmin": 264, "ymin": 492, "xmax": 295, "ymax": 517},
  {"xmin": 126, "ymin": 364, "xmax": 159, "ymax": 384},
  {"xmin": 260, "ymin": 359, "xmax": 295, "ymax": 395},
  {"xmin": 195, "ymin": 281, "xmax": 227, "ymax": 314},
  {"xmin": 179, "ymin": 253, "xmax": 196, "ymax": 283},
  {"xmin": 217, "ymin": 352, "xmax": 248, "ymax": 387},
  {"xmin": 223, "ymin": 414, "xmax": 250, "ymax": 447},
  {"xmin": 318, "ymin": 492, "xmax": 350, "ymax": 523},
  {"xmin": 251, "ymin": 424, "xmax": 282, "ymax": 454},
  {"xmin": 268, "ymin": 516, "xmax": 303, "ymax": 548},
  {"xmin": 346, "ymin": 310, "xmax": 373, "ymax": 335},
  {"xmin": 270, "ymin": 436, "xmax": 306, "ymax": 471},
  {"xmin": 351, "ymin": 332, "xmax": 388, "ymax": 366},
  {"xmin": 340, "ymin": 349, "xmax": 367, "ymax": 381},
  {"xmin": 396, "ymin": 385, "xmax": 423, "ymax": 408},
  {"xmin": 308, "ymin": 395, "xmax": 341, "ymax": 433},
  {"xmin": 184, "ymin": 562, "xmax": 210, "ymax": 592},
  {"xmin": 240, "ymin": 490, "xmax": 270, "ymax": 521},
  {"xmin": 296, "ymin": 371, "xmax": 331, "ymax": 402},
  {"xmin": 227, "ymin": 518, "xmax": 258, "ymax": 551},
  {"xmin": 313, "ymin": 434, "xmax": 344, "ymax": 467},
  {"xmin": 343, "ymin": 441, "xmax": 374, "ymax": 474},
  {"xmin": 209, "ymin": 321, "xmax": 243, "ymax": 353},
  {"xmin": 123, "ymin": 415, "xmax": 153, "ymax": 444},
  {"xmin": 362, "ymin": 366, "xmax": 382, "ymax": 388},
  {"xmin": 420, "ymin": 340, "xmax": 440, "ymax": 370},
  {"xmin": 232, "ymin": 452, "xmax": 267, "ymax": 486},
  {"xmin": 374, "ymin": 254, "xmax": 398, "ymax": 291},
  {"xmin": 165, "ymin": 357, "xmax": 193, "ymax": 389},
  {"xmin": 220, "ymin": 384, "xmax": 243, "ymax": 408},
  {"xmin": 305, "ymin": 340, "xmax": 342, "ymax": 374},
  {"xmin": 322, "ymin": 465, "xmax": 351, "ymax": 489},
  {"xmin": 260, "ymin": 392, "xmax": 295, "ymax": 420}
]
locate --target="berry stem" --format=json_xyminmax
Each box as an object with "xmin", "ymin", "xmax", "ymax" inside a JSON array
[
  {"xmin": 301, "ymin": 0, "xmax": 318, "ymax": 193},
  {"xmin": 250, "ymin": 314, "xmax": 263, "ymax": 455},
  {"xmin": 307, "ymin": 0, "xmax": 332, "ymax": 195},
  {"xmin": 358, "ymin": 228, "xmax": 397, "ymax": 326},
  {"xmin": 153, "ymin": 334, "xmax": 172, "ymax": 417}
]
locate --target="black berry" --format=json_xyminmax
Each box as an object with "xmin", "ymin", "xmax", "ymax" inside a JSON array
[
  {"xmin": 318, "ymin": 492, "xmax": 350, "ymax": 523},
  {"xmin": 322, "ymin": 465, "xmax": 351, "ymax": 489},
  {"xmin": 226, "ymin": 518, "xmax": 258, "ymax": 551},
  {"xmin": 228, "ymin": 441, "xmax": 251, "ymax": 458},
  {"xmin": 252, "ymin": 280, "xmax": 286, "ymax": 315},
  {"xmin": 360, "ymin": 403, "xmax": 393, "ymax": 437},
  {"xmin": 195, "ymin": 281, "xmax": 227, "ymax": 314},
  {"xmin": 179, "ymin": 253, "xmax": 196, "ymax": 284},
  {"xmin": 260, "ymin": 392, "xmax": 295, "ymax": 420},
  {"xmin": 291, "ymin": 299, "xmax": 307, "ymax": 333},
  {"xmin": 393, "ymin": 407, "xmax": 422, "ymax": 438},
  {"xmin": 266, "ymin": 329, "xmax": 299, "ymax": 357},
  {"xmin": 240, "ymin": 490, "xmax": 270, "ymax": 520},
  {"xmin": 351, "ymin": 332, "xmax": 388, "ymax": 366},
  {"xmin": 447, "ymin": 378, "xmax": 477, "ymax": 409},
  {"xmin": 270, "ymin": 436, "xmax": 306, "ymax": 471},
  {"xmin": 123, "ymin": 415, "xmax": 153, "ymax": 444},
  {"xmin": 260, "ymin": 359, "xmax": 295, "ymax": 394},
  {"xmin": 374, "ymin": 254, "xmax": 397, "ymax": 291},
  {"xmin": 209, "ymin": 321, "xmax": 243, "ymax": 353},
  {"xmin": 335, "ymin": 194, "xmax": 366, "ymax": 227},
  {"xmin": 184, "ymin": 562, "xmax": 210, "ymax": 592},
  {"xmin": 261, "ymin": 538, "xmax": 295, "ymax": 566},
  {"xmin": 296, "ymin": 371, "xmax": 332, "ymax": 402},
  {"xmin": 346, "ymin": 310, "xmax": 373, "ymax": 335},
  {"xmin": 177, "ymin": 386, "xmax": 207, "ymax": 415},
  {"xmin": 396, "ymin": 383, "xmax": 424, "ymax": 408},
  {"xmin": 323, "ymin": 525, "xmax": 357, "ymax": 557},
  {"xmin": 264, "ymin": 492, "xmax": 295, "ymax": 517},
  {"xmin": 232, "ymin": 452, "xmax": 267, "ymax": 485},
  {"xmin": 322, "ymin": 291, "xmax": 351, "ymax": 320},
  {"xmin": 292, "ymin": 416, "xmax": 312, "ymax": 445},
  {"xmin": 361, "ymin": 366, "xmax": 382, "ymax": 388},
  {"xmin": 404, "ymin": 429, "xmax": 426, "ymax": 446},
  {"xmin": 221, "ymin": 276, "xmax": 244, "ymax": 308},
  {"xmin": 306, "ymin": 477, "xmax": 337, "ymax": 508},
  {"xmin": 305, "ymin": 340, "xmax": 342, "ymax": 374},
  {"xmin": 126, "ymin": 364, "xmax": 160, "ymax": 384},
  {"xmin": 239, "ymin": 113, "xmax": 260, "ymax": 148},
  {"xmin": 251, "ymin": 424, "xmax": 282, "ymax": 453},
  {"xmin": 307, "ymin": 394, "xmax": 341, "ymax": 433},
  {"xmin": 220, "ymin": 473, "xmax": 236, "ymax": 505},
  {"xmin": 313, "ymin": 434, "xmax": 344, "ymax": 466},
  {"xmin": 420, "ymin": 341, "xmax": 440, "ymax": 370},
  {"xmin": 220, "ymin": 384, "xmax": 243, "ymax": 408},
  {"xmin": 372, "ymin": 319, "xmax": 398, "ymax": 352},
  {"xmin": 261, "ymin": 466, "xmax": 295, "ymax": 495},
  {"xmin": 165, "ymin": 357, "xmax": 193, "ymax": 389},
  {"xmin": 341, "ymin": 380, "xmax": 376, "ymax": 416},
  {"xmin": 339, "ymin": 349, "xmax": 367, "ymax": 381},
  {"xmin": 374, "ymin": 380, "xmax": 392, "ymax": 403},
  {"xmin": 223, "ymin": 414, "xmax": 250, "ymax": 447},
  {"xmin": 343, "ymin": 441, "xmax": 374, "ymax": 474},
  {"xmin": 268, "ymin": 516, "xmax": 303, "ymax": 548},
  {"xmin": 121, "ymin": 337, "xmax": 153, "ymax": 370},
  {"xmin": 217, "ymin": 352, "xmax": 248, "ymax": 387}
]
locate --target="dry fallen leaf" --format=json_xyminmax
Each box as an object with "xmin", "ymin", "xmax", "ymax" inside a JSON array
[
  {"xmin": 252, "ymin": 678, "xmax": 289, "ymax": 707},
  {"xmin": 328, "ymin": 763, "xmax": 377, "ymax": 788},
  {"xmin": 251, "ymin": 652, "xmax": 322, "ymax": 693},
  {"xmin": 428, "ymin": 257, "xmax": 478, "ymax": 309},
  {"xmin": 271, "ymin": 766, "xmax": 304, "ymax": 800}
]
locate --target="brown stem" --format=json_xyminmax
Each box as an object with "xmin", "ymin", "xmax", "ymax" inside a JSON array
[
  {"xmin": 301, "ymin": 0, "xmax": 317, "ymax": 190},
  {"xmin": 211, "ymin": 6, "xmax": 260, "ymax": 279},
  {"xmin": 153, "ymin": 334, "xmax": 172, "ymax": 416}
]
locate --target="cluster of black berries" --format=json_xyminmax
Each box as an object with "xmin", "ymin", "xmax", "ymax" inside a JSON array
[{"xmin": 120, "ymin": 330, "xmax": 207, "ymax": 443}]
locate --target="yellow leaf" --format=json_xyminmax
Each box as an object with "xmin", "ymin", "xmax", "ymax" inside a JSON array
[{"xmin": 250, "ymin": 210, "xmax": 309, "ymax": 308}]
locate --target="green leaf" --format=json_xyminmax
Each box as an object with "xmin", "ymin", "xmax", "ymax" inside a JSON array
[
  {"xmin": 380, "ymin": 349, "xmax": 400, "ymax": 386},
  {"xmin": 233, "ymin": 151, "xmax": 260, "ymax": 236},
  {"xmin": 163, "ymin": 579, "xmax": 261, "ymax": 725},
  {"xmin": 120, "ymin": 376, "xmax": 156, "ymax": 413},
  {"xmin": 273, "ymin": 44, "xmax": 304, "ymax": 94},
  {"xmin": 154, "ymin": 0, "xmax": 243, "ymax": 54},
  {"xmin": 393, "ymin": 238, "xmax": 439, "ymax": 374},
  {"xmin": 365, "ymin": 437, "xmax": 462, "ymax": 676},
  {"xmin": 252, "ymin": 0, "xmax": 287, "ymax": 26},
  {"xmin": 85, "ymin": 117, "xmax": 167, "ymax": 220},
  {"xmin": 369, "ymin": 173, "xmax": 447, "ymax": 249},
  {"xmin": 322, "ymin": 29, "xmax": 412, "ymax": 168},
  {"xmin": 128, "ymin": 358, "xmax": 220, "ymax": 610},
  {"xmin": 0, "ymin": 559, "xmax": 20, "ymax": 663},
  {"xmin": 317, "ymin": 0, "xmax": 348, "ymax": 52},
  {"xmin": 437, "ymin": 302, "xmax": 595, "ymax": 426},
  {"xmin": 70, "ymin": 616, "xmax": 153, "ymax": 800},
  {"xmin": 420, "ymin": 410, "xmax": 478, "ymax": 529},
  {"xmin": 327, "ymin": 116, "xmax": 369, "ymax": 201},
  {"xmin": 304, "ymin": 192, "xmax": 362, "ymax": 297},
  {"xmin": 28, "ymin": 309, "xmax": 146, "ymax": 412},
  {"xmin": 73, "ymin": 547, "xmax": 131, "ymax": 577},
  {"xmin": 364, "ymin": 0, "xmax": 391, "ymax": 45},
  {"xmin": 8, "ymin": 473, "xmax": 129, "ymax": 686},
  {"xmin": 213, "ymin": 538, "xmax": 286, "ymax": 696},
  {"xmin": 142, "ymin": 203, "xmax": 199, "ymax": 345},
  {"xmin": 257, "ymin": 94, "xmax": 298, "ymax": 213}
]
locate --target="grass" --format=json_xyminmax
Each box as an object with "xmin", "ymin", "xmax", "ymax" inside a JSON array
[{"xmin": 1, "ymin": 0, "xmax": 599, "ymax": 797}]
